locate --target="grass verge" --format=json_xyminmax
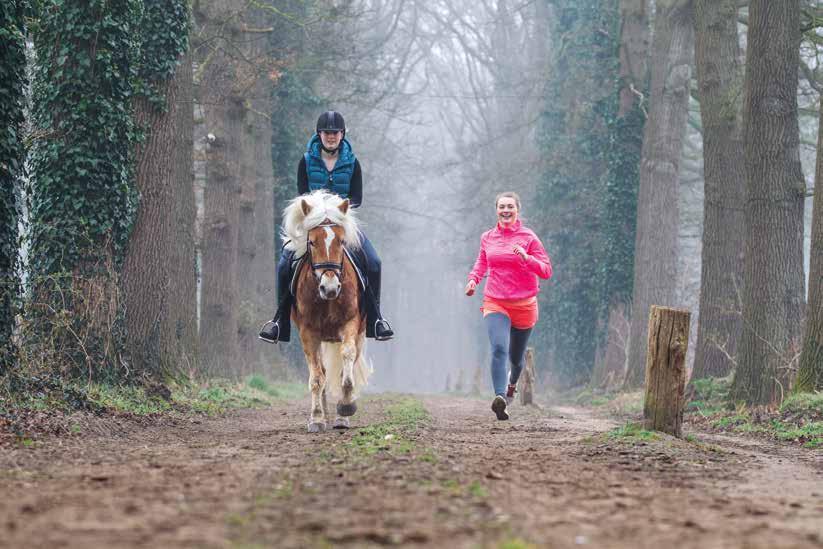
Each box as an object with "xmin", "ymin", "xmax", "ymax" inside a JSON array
[
  {"xmin": 687, "ymin": 382, "xmax": 823, "ymax": 449},
  {"xmin": 605, "ymin": 421, "xmax": 659, "ymax": 442},
  {"xmin": 559, "ymin": 387, "xmax": 644, "ymax": 416},
  {"xmin": 0, "ymin": 373, "xmax": 307, "ymax": 439}
]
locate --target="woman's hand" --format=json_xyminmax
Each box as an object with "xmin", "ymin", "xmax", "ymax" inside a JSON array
[
  {"xmin": 465, "ymin": 280, "xmax": 477, "ymax": 296},
  {"xmin": 513, "ymin": 245, "xmax": 529, "ymax": 260}
]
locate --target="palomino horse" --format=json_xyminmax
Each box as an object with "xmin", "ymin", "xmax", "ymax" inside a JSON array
[{"xmin": 282, "ymin": 190, "xmax": 370, "ymax": 432}]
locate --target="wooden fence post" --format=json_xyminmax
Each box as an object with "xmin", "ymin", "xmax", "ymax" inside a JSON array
[
  {"xmin": 520, "ymin": 347, "xmax": 536, "ymax": 405},
  {"xmin": 455, "ymin": 369, "xmax": 465, "ymax": 393},
  {"xmin": 471, "ymin": 366, "xmax": 483, "ymax": 395},
  {"xmin": 643, "ymin": 306, "xmax": 690, "ymax": 437}
]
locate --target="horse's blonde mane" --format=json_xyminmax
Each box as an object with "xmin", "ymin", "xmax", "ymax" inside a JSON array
[{"xmin": 281, "ymin": 190, "xmax": 362, "ymax": 257}]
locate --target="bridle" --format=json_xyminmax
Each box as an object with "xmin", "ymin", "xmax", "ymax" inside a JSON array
[{"xmin": 306, "ymin": 222, "xmax": 345, "ymax": 281}]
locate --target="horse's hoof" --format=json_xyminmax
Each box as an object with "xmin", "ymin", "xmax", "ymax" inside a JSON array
[
  {"xmin": 333, "ymin": 417, "xmax": 350, "ymax": 430},
  {"xmin": 336, "ymin": 401, "xmax": 357, "ymax": 417},
  {"xmin": 307, "ymin": 421, "xmax": 326, "ymax": 433}
]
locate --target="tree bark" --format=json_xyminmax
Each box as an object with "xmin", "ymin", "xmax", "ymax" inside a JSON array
[
  {"xmin": 624, "ymin": 0, "xmax": 694, "ymax": 388},
  {"xmin": 730, "ymin": 0, "xmax": 805, "ymax": 406},
  {"xmin": 236, "ymin": 5, "xmax": 275, "ymax": 376},
  {"xmin": 593, "ymin": 0, "xmax": 649, "ymax": 389},
  {"xmin": 166, "ymin": 49, "xmax": 199, "ymax": 376},
  {"xmin": 617, "ymin": 0, "xmax": 649, "ymax": 118},
  {"xmin": 690, "ymin": 0, "xmax": 745, "ymax": 381},
  {"xmin": 199, "ymin": 35, "xmax": 243, "ymax": 376},
  {"xmin": 236, "ymin": 112, "xmax": 257, "ymax": 377},
  {"xmin": 122, "ymin": 87, "xmax": 176, "ymax": 378},
  {"xmin": 795, "ymin": 97, "xmax": 823, "ymax": 393}
]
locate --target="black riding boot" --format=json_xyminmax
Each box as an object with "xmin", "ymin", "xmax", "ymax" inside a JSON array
[
  {"xmin": 258, "ymin": 252, "xmax": 293, "ymax": 343},
  {"xmin": 364, "ymin": 263, "xmax": 394, "ymax": 341}
]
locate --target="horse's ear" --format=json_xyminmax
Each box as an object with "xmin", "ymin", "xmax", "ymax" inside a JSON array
[
  {"xmin": 301, "ymin": 199, "xmax": 312, "ymax": 216},
  {"xmin": 338, "ymin": 199, "xmax": 349, "ymax": 215}
]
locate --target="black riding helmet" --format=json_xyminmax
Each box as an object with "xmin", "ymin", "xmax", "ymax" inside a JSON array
[{"xmin": 316, "ymin": 110, "xmax": 345, "ymax": 133}]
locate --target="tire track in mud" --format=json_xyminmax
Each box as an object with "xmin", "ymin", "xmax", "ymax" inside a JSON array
[{"xmin": 0, "ymin": 394, "xmax": 821, "ymax": 548}]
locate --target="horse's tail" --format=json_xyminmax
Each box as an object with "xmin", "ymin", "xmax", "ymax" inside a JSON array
[{"xmin": 321, "ymin": 338, "xmax": 371, "ymax": 399}]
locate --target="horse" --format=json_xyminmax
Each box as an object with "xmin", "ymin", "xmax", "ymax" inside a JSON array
[{"xmin": 281, "ymin": 190, "xmax": 371, "ymax": 433}]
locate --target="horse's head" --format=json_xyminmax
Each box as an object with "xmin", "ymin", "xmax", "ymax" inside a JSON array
[{"xmin": 304, "ymin": 199, "xmax": 350, "ymax": 300}]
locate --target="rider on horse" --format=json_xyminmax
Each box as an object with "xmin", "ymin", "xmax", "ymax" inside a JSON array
[{"xmin": 259, "ymin": 111, "xmax": 394, "ymax": 344}]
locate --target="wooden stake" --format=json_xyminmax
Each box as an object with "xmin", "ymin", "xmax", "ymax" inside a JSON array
[
  {"xmin": 643, "ymin": 305, "xmax": 690, "ymax": 437},
  {"xmin": 521, "ymin": 347, "xmax": 536, "ymax": 405}
]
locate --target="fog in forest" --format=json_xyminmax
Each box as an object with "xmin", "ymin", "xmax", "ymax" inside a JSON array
[
  {"xmin": 226, "ymin": 1, "xmax": 555, "ymax": 394},
  {"xmin": 188, "ymin": 0, "xmax": 823, "ymax": 394},
  {"xmin": 6, "ymin": 0, "xmax": 823, "ymax": 404}
]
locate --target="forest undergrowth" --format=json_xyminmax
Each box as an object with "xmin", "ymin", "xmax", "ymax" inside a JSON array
[
  {"xmin": 0, "ymin": 372, "xmax": 306, "ymax": 445},
  {"xmin": 563, "ymin": 377, "xmax": 823, "ymax": 450}
]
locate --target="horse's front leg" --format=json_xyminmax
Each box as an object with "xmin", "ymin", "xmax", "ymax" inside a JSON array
[
  {"xmin": 300, "ymin": 331, "xmax": 326, "ymax": 433},
  {"xmin": 335, "ymin": 319, "xmax": 361, "ymax": 420}
]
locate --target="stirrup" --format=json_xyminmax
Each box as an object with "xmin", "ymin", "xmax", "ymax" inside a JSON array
[
  {"xmin": 258, "ymin": 319, "xmax": 280, "ymax": 344},
  {"xmin": 374, "ymin": 318, "xmax": 394, "ymax": 341}
]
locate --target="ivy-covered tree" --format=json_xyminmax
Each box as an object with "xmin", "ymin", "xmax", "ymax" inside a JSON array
[
  {"xmin": 0, "ymin": 0, "xmax": 27, "ymax": 373},
  {"xmin": 121, "ymin": 0, "xmax": 191, "ymax": 380},
  {"xmin": 589, "ymin": 0, "xmax": 649, "ymax": 389},
  {"xmin": 534, "ymin": 0, "xmax": 620, "ymax": 387},
  {"xmin": 27, "ymin": 0, "xmax": 140, "ymax": 377}
]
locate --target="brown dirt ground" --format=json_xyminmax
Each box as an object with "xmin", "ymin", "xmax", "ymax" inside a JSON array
[{"xmin": 0, "ymin": 394, "xmax": 821, "ymax": 548}]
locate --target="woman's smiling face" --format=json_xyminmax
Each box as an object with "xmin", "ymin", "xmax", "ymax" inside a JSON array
[
  {"xmin": 496, "ymin": 196, "xmax": 518, "ymax": 227},
  {"xmin": 320, "ymin": 130, "xmax": 342, "ymax": 151}
]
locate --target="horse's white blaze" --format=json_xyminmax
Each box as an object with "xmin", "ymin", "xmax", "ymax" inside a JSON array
[{"xmin": 323, "ymin": 226, "xmax": 335, "ymax": 256}]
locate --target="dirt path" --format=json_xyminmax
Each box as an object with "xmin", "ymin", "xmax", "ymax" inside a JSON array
[{"xmin": 1, "ymin": 395, "xmax": 821, "ymax": 548}]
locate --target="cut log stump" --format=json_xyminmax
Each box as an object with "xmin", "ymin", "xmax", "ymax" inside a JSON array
[{"xmin": 643, "ymin": 305, "xmax": 690, "ymax": 437}]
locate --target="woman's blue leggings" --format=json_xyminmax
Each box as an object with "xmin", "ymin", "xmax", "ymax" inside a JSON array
[{"xmin": 484, "ymin": 313, "xmax": 533, "ymax": 397}]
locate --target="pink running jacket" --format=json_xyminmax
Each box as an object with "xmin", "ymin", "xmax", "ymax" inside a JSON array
[{"xmin": 467, "ymin": 220, "xmax": 553, "ymax": 300}]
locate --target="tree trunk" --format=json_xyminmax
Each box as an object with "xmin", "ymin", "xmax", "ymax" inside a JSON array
[
  {"xmin": 538, "ymin": 0, "xmax": 620, "ymax": 387},
  {"xmin": 643, "ymin": 306, "xmax": 690, "ymax": 437},
  {"xmin": 624, "ymin": 0, "xmax": 694, "ymax": 388},
  {"xmin": 251, "ymin": 99, "xmax": 276, "ymax": 368},
  {"xmin": 690, "ymin": 0, "xmax": 745, "ymax": 381},
  {"xmin": 795, "ymin": 97, "xmax": 823, "ymax": 392},
  {"xmin": 236, "ymin": 5, "xmax": 275, "ymax": 376},
  {"xmin": 199, "ymin": 47, "xmax": 243, "ymax": 377},
  {"xmin": 236, "ymin": 116, "xmax": 257, "ymax": 378},
  {"xmin": 594, "ymin": 0, "xmax": 649, "ymax": 389},
  {"xmin": 0, "ymin": 0, "xmax": 26, "ymax": 373},
  {"xmin": 730, "ymin": 0, "xmax": 805, "ymax": 406},
  {"xmin": 592, "ymin": 301, "xmax": 631, "ymax": 390},
  {"xmin": 123, "ymin": 91, "xmax": 175, "ymax": 379},
  {"xmin": 616, "ymin": 0, "xmax": 649, "ymax": 118},
  {"xmin": 27, "ymin": 0, "xmax": 136, "ymax": 379},
  {"xmin": 166, "ymin": 49, "xmax": 199, "ymax": 376}
]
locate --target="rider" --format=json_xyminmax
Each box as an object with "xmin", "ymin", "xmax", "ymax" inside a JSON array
[{"xmin": 259, "ymin": 111, "xmax": 394, "ymax": 343}]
